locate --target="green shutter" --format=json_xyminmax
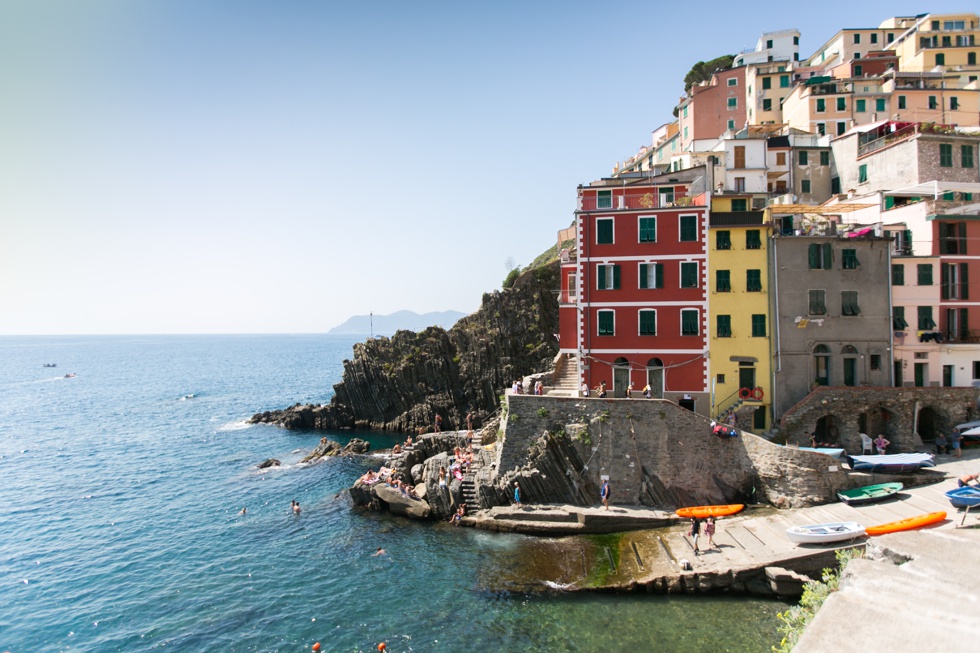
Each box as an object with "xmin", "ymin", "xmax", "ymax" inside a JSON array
[
  {"xmin": 639, "ymin": 217, "xmax": 656, "ymax": 242},
  {"xmin": 613, "ymin": 265, "xmax": 621, "ymax": 290},
  {"xmin": 892, "ymin": 264, "xmax": 904, "ymax": 285},
  {"xmin": 752, "ymin": 314, "xmax": 766, "ymax": 337},
  {"xmin": 598, "ymin": 311, "xmax": 614, "ymax": 335},
  {"xmin": 747, "ymin": 270, "xmax": 762, "ymax": 291},
  {"xmin": 920, "ymin": 263, "xmax": 934, "ymax": 286},
  {"xmin": 655, "ymin": 263, "xmax": 664, "ymax": 289},
  {"xmin": 808, "ymin": 243, "xmax": 820, "ymax": 269},
  {"xmin": 682, "ymin": 311, "xmax": 699, "ymax": 335},
  {"xmin": 962, "ymin": 263, "xmax": 970, "ymax": 300},
  {"xmin": 964, "ymin": 145, "xmax": 975, "ymax": 169},
  {"xmin": 597, "ymin": 265, "xmax": 607, "ymax": 289},
  {"xmin": 682, "ymin": 263, "xmax": 698, "ymax": 288},
  {"xmin": 597, "ymin": 219, "xmax": 613, "ymax": 244},
  {"xmin": 746, "ymin": 230, "xmax": 761, "ymax": 249},
  {"xmin": 716, "ymin": 230, "xmax": 731, "ymax": 250},
  {"xmin": 843, "ymin": 249, "xmax": 859, "ymax": 269},
  {"xmin": 639, "ymin": 264, "xmax": 649, "ymax": 289},
  {"xmin": 822, "ymin": 243, "xmax": 832, "ymax": 270},
  {"xmin": 716, "ymin": 270, "xmax": 731, "ymax": 292},
  {"xmin": 717, "ymin": 315, "xmax": 732, "ymax": 337},
  {"xmin": 959, "ymin": 222, "xmax": 968, "ymax": 255},
  {"xmin": 893, "ymin": 306, "xmax": 908, "ymax": 330},
  {"xmin": 799, "ymin": 151, "xmax": 808, "ymax": 165},
  {"xmin": 640, "ymin": 310, "xmax": 656, "ymax": 335}
]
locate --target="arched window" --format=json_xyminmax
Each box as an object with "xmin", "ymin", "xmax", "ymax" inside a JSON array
[
  {"xmin": 646, "ymin": 357, "xmax": 664, "ymax": 398},
  {"xmin": 613, "ymin": 358, "xmax": 630, "ymax": 396},
  {"xmin": 814, "ymin": 345, "xmax": 830, "ymax": 386}
]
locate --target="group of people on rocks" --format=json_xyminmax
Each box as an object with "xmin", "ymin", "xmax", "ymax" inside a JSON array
[
  {"xmin": 356, "ymin": 465, "xmax": 422, "ymax": 500},
  {"xmin": 578, "ymin": 379, "xmax": 654, "ymax": 398}
]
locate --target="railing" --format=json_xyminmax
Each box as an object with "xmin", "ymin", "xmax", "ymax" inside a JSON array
[
  {"xmin": 858, "ymin": 123, "xmax": 918, "ymax": 157},
  {"xmin": 579, "ymin": 193, "xmax": 664, "ymax": 211},
  {"xmin": 709, "ymin": 211, "xmax": 766, "ymax": 226},
  {"xmin": 559, "ymin": 289, "xmax": 578, "ymax": 305},
  {"xmin": 944, "ymin": 329, "xmax": 980, "ymax": 344},
  {"xmin": 714, "ymin": 386, "xmax": 764, "ymax": 419}
]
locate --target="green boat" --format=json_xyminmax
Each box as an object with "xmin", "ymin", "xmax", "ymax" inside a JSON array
[{"xmin": 837, "ymin": 482, "xmax": 904, "ymax": 505}]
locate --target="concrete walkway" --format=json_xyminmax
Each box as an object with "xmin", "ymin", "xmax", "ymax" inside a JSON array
[{"xmin": 794, "ymin": 449, "xmax": 980, "ymax": 653}]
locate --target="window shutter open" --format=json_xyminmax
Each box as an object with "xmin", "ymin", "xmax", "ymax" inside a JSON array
[
  {"xmin": 655, "ymin": 263, "xmax": 664, "ymax": 289},
  {"xmin": 962, "ymin": 263, "xmax": 970, "ymax": 300},
  {"xmin": 613, "ymin": 265, "xmax": 621, "ymax": 290},
  {"xmin": 822, "ymin": 243, "xmax": 832, "ymax": 269}
]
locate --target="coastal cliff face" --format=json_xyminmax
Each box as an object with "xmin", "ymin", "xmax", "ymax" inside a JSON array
[{"xmin": 250, "ymin": 262, "xmax": 560, "ymax": 433}]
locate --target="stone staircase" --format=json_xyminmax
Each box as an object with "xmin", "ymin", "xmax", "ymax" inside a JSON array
[
  {"xmin": 548, "ymin": 354, "xmax": 580, "ymax": 397},
  {"xmin": 460, "ymin": 430, "xmax": 484, "ymax": 507}
]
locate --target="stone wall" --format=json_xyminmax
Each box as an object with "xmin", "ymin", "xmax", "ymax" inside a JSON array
[
  {"xmin": 493, "ymin": 394, "xmax": 854, "ymax": 510},
  {"xmin": 779, "ymin": 385, "xmax": 980, "ymax": 450}
]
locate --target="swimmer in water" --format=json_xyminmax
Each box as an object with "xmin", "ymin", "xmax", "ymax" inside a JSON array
[
  {"xmin": 239, "ymin": 507, "xmax": 247, "ymax": 515},
  {"xmin": 372, "ymin": 547, "xmax": 386, "ymax": 557},
  {"xmin": 292, "ymin": 500, "xmax": 301, "ymax": 514}
]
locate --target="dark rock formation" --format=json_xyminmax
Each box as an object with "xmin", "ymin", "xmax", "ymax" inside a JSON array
[
  {"xmin": 257, "ymin": 458, "xmax": 281, "ymax": 469},
  {"xmin": 250, "ymin": 262, "xmax": 561, "ymax": 434},
  {"xmin": 301, "ymin": 437, "xmax": 372, "ymax": 463}
]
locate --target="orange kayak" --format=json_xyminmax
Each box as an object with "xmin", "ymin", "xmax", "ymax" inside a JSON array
[
  {"xmin": 675, "ymin": 504, "xmax": 744, "ymax": 519},
  {"xmin": 866, "ymin": 511, "xmax": 946, "ymax": 536}
]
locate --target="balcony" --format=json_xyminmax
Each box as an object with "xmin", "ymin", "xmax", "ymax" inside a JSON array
[
  {"xmin": 709, "ymin": 211, "xmax": 766, "ymax": 226},
  {"xmin": 945, "ymin": 329, "xmax": 980, "ymax": 344},
  {"xmin": 578, "ymin": 193, "xmax": 704, "ymax": 212}
]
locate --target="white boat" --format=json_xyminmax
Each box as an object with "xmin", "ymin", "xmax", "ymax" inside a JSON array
[{"xmin": 785, "ymin": 521, "xmax": 866, "ymax": 544}]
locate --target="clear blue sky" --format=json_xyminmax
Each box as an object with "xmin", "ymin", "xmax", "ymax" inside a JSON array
[{"xmin": 0, "ymin": 0, "xmax": 955, "ymax": 334}]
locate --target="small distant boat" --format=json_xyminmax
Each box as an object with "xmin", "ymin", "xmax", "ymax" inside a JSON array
[
  {"xmin": 786, "ymin": 521, "xmax": 866, "ymax": 544},
  {"xmin": 945, "ymin": 487, "xmax": 980, "ymax": 509},
  {"xmin": 847, "ymin": 453, "xmax": 935, "ymax": 473},
  {"xmin": 799, "ymin": 446, "xmax": 846, "ymax": 457},
  {"xmin": 43, "ymin": 363, "xmax": 57, "ymax": 368},
  {"xmin": 64, "ymin": 373, "xmax": 77, "ymax": 378},
  {"xmin": 865, "ymin": 511, "xmax": 946, "ymax": 536},
  {"xmin": 837, "ymin": 482, "xmax": 904, "ymax": 505},
  {"xmin": 675, "ymin": 504, "xmax": 744, "ymax": 519}
]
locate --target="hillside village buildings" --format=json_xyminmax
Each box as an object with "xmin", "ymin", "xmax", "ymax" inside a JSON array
[{"xmin": 557, "ymin": 11, "xmax": 980, "ymax": 436}]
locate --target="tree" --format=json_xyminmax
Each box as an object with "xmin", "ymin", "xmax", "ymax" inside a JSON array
[{"xmin": 683, "ymin": 54, "xmax": 735, "ymax": 93}]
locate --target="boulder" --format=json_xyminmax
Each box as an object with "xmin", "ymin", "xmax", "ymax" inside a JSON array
[
  {"xmin": 257, "ymin": 458, "xmax": 281, "ymax": 469},
  {"xmin": 301, "ymin": 439, "xmax": 342, "ymax": 462},
  {"xmin": 342, "ymin": 438, "xmax": 370, "ymax": 455},
  {"xmin": 374, "ymin": 484, "xmax": 431, "ymax": 519}
]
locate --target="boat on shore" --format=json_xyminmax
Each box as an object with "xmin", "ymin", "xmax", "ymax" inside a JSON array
[
  {"xmin": 846, "ymin": 453, "xmax": 935, "ymax": 473},
  {"xmin": 865, "ymin": 511, "xmax": 946, "ymax": 536},
  {"xmin": 837, "ymin": 482, "xmax": 903, "ymax": 505},
  {"xmin": 786, "ymin": 521, "xmax": 865, "ymax": 544},
  {"xmin": 945, "ymin": 486, "xmax": 980, "ymax": 509},
  {"xmin": 675, "ymin": 504, "xmax": 744, "ymax": 519}
]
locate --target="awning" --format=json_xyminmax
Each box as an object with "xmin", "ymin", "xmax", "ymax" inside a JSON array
[{"xmin": 884, "ymin": 181, "xmax": 980, "ymax": 198}]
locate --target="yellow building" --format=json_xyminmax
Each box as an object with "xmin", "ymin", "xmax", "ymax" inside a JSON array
[
  {"xmin": 708, "ymin": 200, "xmax": 772, "ymax": 430},
  {"xmin": 890, "ymin": 13, "xmax": 980, "ymax": 87}
]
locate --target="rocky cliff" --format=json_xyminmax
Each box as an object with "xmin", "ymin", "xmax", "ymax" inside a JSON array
[{"xmin": 250, "ymin": 262, "xmax": 561, "ymax": 434}]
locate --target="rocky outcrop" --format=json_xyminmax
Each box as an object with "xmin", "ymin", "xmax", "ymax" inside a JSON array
[
  {"xmin": 250, "ymin": 262, "xmax": 561, "ymax": 434},
  {"xmin": 301, "ymin": 437, "xmax": 371, "ymax": 462}
]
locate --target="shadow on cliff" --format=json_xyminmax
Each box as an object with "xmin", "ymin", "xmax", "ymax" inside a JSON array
[{"xmin": 250, "ymin": 262, "xmax": 561, "ymax": 434}]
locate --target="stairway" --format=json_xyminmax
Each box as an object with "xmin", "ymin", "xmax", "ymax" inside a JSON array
[
  {"xmin": 548, "ymin": 355, "xmax": 580, "ymax": 397},
  {"xmin": 460, "ymin": 430, "xmax": 484, "ymax": 507}
]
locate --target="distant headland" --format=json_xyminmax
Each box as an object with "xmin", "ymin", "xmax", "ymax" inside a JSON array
[{"xmin": 327, "ymin": 310, "xmax": 467, "ymax": 335}]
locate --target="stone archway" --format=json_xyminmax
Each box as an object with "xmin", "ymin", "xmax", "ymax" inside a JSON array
[
  {"xmin": 916, "ymin": 406, "xmax": 943, "ymax": 442},
  {"xmin": 814, "ymin": 414, "xmax": 843, "ymax": 444}
]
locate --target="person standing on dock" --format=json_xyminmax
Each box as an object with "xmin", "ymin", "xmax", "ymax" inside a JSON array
[
  {"xmin": 600, "ymin": 479, "xmax": 611, "ymax": 510},
  {"xmin": 689, "ymin": 517, "xmax": 702, "ymax": 554},
  {"xmin": 951, "ymin": 428, "xmax": 963, "ymax": 458},
  {"xmin": 513, "ymin": 481, "xmax": 522, "ymax": 509},
  {"xmin": 705, "ymin": 517, "xmax": 716, "ymax": 549}
]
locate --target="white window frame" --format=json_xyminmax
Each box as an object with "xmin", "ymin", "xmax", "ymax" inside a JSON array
[
  {"xmin": 597, "ymin": 309, "xmax": 616, "ymax": 336},
  {"xmin": 680, "ymin": 261, "xmax": 699, "ymax": 289},
  {"xmin": 638, "ymin": 309, "xmax": 657, "ymax": 336},
  {"xmin": 680, "ymin": 308, "xmax": 700, "ymax": 336}
]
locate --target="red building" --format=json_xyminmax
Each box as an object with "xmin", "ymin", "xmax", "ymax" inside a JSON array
[{"xmin": 559, "ymin": 169, "xmax": 711, "ymax": 412}]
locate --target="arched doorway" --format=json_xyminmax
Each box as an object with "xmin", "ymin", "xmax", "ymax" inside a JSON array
[
  {"xmin": 815, "ymin": 414, "xmax": 842, "ymax": 444},
  {"xmin": 916, "ymin": 406, "xmax": 941, "ymax": 441},
  {"xmin": 613, "ymin": 358, "xmax": 630, "ymax": 397},
  {"xmin": 814, "ymin": 345, "xmax": 830, "ymax": 386},
  {"xmin": 647, "ymin": 358, "xmax": 664, "ymax": 399}
]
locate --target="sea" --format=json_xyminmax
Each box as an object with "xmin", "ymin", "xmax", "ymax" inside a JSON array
[{"xmin": 0, "ymin": 335, "xmax": 786, "ymax": 652}]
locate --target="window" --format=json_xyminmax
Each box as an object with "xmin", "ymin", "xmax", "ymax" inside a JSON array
[
  {"xmin": 638, "ymin": 263, "xmax": 664, "ymax": 289},
  {"xmin": 918, "ymin": 306, "xmax": 936, "ymax": 330},
  {"xmin": 794, "ymin": 36, "xmax": 799, "ymax": 45},
  {"xmin": 816, "ymin": 98, "xmax": 826, "ymax": 112},
  {"xmin": 936, "ymin": 53, "xmax": 945, "ymax": 66},
  {"xmin": 734, "ymin": 145, "xmax": 746, "ymax": 168},
  {"xmin": 683, "ymin": 105, "xmax": 688, "ymax": 118},
  {"xmin": 799, "ymin": 151, "xmax": 808, "ymax": 165},
  {"xmin": 746, "ymin": 269, "xmax": 762, "ymax": 292},
  {"xmin": 808, "ymin": 242, "xmax": 832, "ymax": 269},
  {"xmin": 639, "ymin": 310, "xmax": 656, "ymax": 336},
  {"xmin": 727, "ymin": 97, "xmax": 738, "ymax": 108},
  {"xmin": 887, "ymin": 33, "xmax": 894, "ymax": 43},
  {"xmin": 596, "ymin": 190, "xmax": 612, "ymax": 209},
  {"xmin": 763, "ymin": 99, "xmax": 772, "ymax": 111},
  {"xmin": 728, "ymin": 77, "xmax": 737, "ymax": 86},
  {"xmin": 874, "ymin": 98, "xmax": 885, "ymax": 113},
  {"xmin": 941, "ymin": 262, "xmax": 970, "ymax": 300},
  {"xmin": 963, "ymin": 145, "xmax": 975, "ymax": 168},
  {"xmin": 870, "ymin": 354, "xmax": 881, "ymax": 371},
  {"xmin": 596, "ymin": 218, "xmax": 613, "ymax": 244},
  {"xmin": 716, "ymin": 230, "xmax": 731, "ymax": 250},
  {"xmin": 659, "ymin": 187, "xmax": 674, "ymax": 205},
  {"xmin": 856, "ymin": 99, "xmax": 866, "ymax": 112},
  {"xmin": 841, "ymin": 291, "xmax": 860, "ymax": 316},
  {"xmin": 853, "ymin": 33, "xmax": 861, "ymax": 44},
  {"xmin": 598, "ymin": 310, "xmax": 615, "ymax": 335},
  {"xmin": 766, "ymin": 39, "xmax": 773, "ymax": 49},
  {"xmin": 751, "ymin": 314, "xmax": 767, "ymax": 337},
  {"xmin": 837, "ymin": 122, "xmax": 847, "ymax": 136},
  {"xmin": 597, "ymin": 264, "xmax": 621, "ymax": 290},
  {"xmin": 894, "ymin": 306, "xmax": 908, "ymax": 329},
  {"xmin": 939, "ymin": 222, "xmax": 967, "ymax": 255},
  {"xmin": 717, "ymin": 315, "xmax": 732, "ymax": 337},
  {"xmin": 929, "ymin": 96, "xmax": 938, "ymax": 110},
  {"xmin": 746, "ymin": 230, "xmax": 761, "ymax": 249},
  {"xmin": 716, "ymin": 270, "xmax": 731, "ymax": 292},
  {"xmin": 762, "ymin": 77, "xmax": 772, "ymax": 90},
  {"xmin": 971, "ymin": 52, "xmax": 978, "ymax": 65},
  {"xmin": 820, "ymin": 151, "xmax": 829, "ymax": 166},
  {"xmin": 639, "ymin": 216, "xmax": 657, "ymax": 242},
  {"xmin": 974, "ymin": 361, "xmax": 980, "ymax": 380},
  {"xmin": 731, "ymin": 199, "xmax": 747, "ymax": 212},
  {"xmin": 681, "ymin": 309, "xmax": 699, "ymax": 335},
  {"xmin": 858, "ymin": 164, "xmax": 868, "ymax": 183},
  {"xmin": 854, "ymin": 64, "xmax": 863, "ymax": 76},
  {"xmin": 680, "ymin": 262, "xmax": 699, "ymax": 288},
  {"xmin": 940, "ymin": 144, "xmax": 953, "ymax": 168},
  {"xmin": 780, "ymin": 75, "xmax": 789, "ymax": 88},
  {"xmin": 951, "ymin": 97, "xmax": 959, "ymax": 110},
  {"xmin": 776, "ymin": 152, "xmax": 786, "ymax": 165},
  {"xmin": 898, "ymin": 95, "xmax": 906, "ymax": 109},
  {"xmin": 892, "ymin": 264, "xmax": 904, "ymax": 286},
  {"xmin": 683, "ymin": 126, "xmax": 688, "ymax": 140},
  {"xmin": 801, "ymin": 179, "xmax": 811, "ymax": 193},
  {"xmin": 809, "ymin": 289, "xmax": 827, "ymax": 315},
  {"xmin": 836, "ymin": 97, "xmax": 846, "ymax": 111},
  {"xmin": 842, "ymin": 249, "xmax": 860, "ymax": 270},
  {"xmin": 817, "ymin": 122, "xmax": 826, "ymax": 135},
  {"xmin": 727, "ymin": 119, "xmax": 735, "ymax": 130},
  {"xmin": 917, "ymin": 264, "xmax": 933, "ymax": 286},
  {"xmin": 871, "ymin": 33, "xmax": 878, "ymax": 44},
  {"xmin": 717, "ymin": 374, "xmax": 726, "ymax": 383},
  {"xmin": 679, "ymin": 215, "xmax": 697, "ymax": 242}
]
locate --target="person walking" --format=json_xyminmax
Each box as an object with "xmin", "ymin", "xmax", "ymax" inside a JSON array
[
  {"xmin": 705, "ymin": 517, "xmax": 716, "ymax": 549},
  {"xmin": 600, "ymin": 479, "xmax": 611, "ymax": 510},
  {"xmin": 951, "ymin": 428, "xmax": 964, "ymax": 458},
  {"xmin": 689, "ymin": 517, "xmax": 702, "ymax": 554}
]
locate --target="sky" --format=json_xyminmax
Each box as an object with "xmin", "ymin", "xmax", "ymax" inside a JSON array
[{"xmin": 0, "ymin": 0, "xmax": 965, "ymax": 334}]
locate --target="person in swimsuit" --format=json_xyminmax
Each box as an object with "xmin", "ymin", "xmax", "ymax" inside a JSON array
[{"xmin": 600, "ymin": 479, "xmax": 611, "ymax": 510}]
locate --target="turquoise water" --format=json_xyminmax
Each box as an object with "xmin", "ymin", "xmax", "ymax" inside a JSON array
[{"xmin": 0, "ymin": 335, "xmax": 785, "ymax": 652}]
